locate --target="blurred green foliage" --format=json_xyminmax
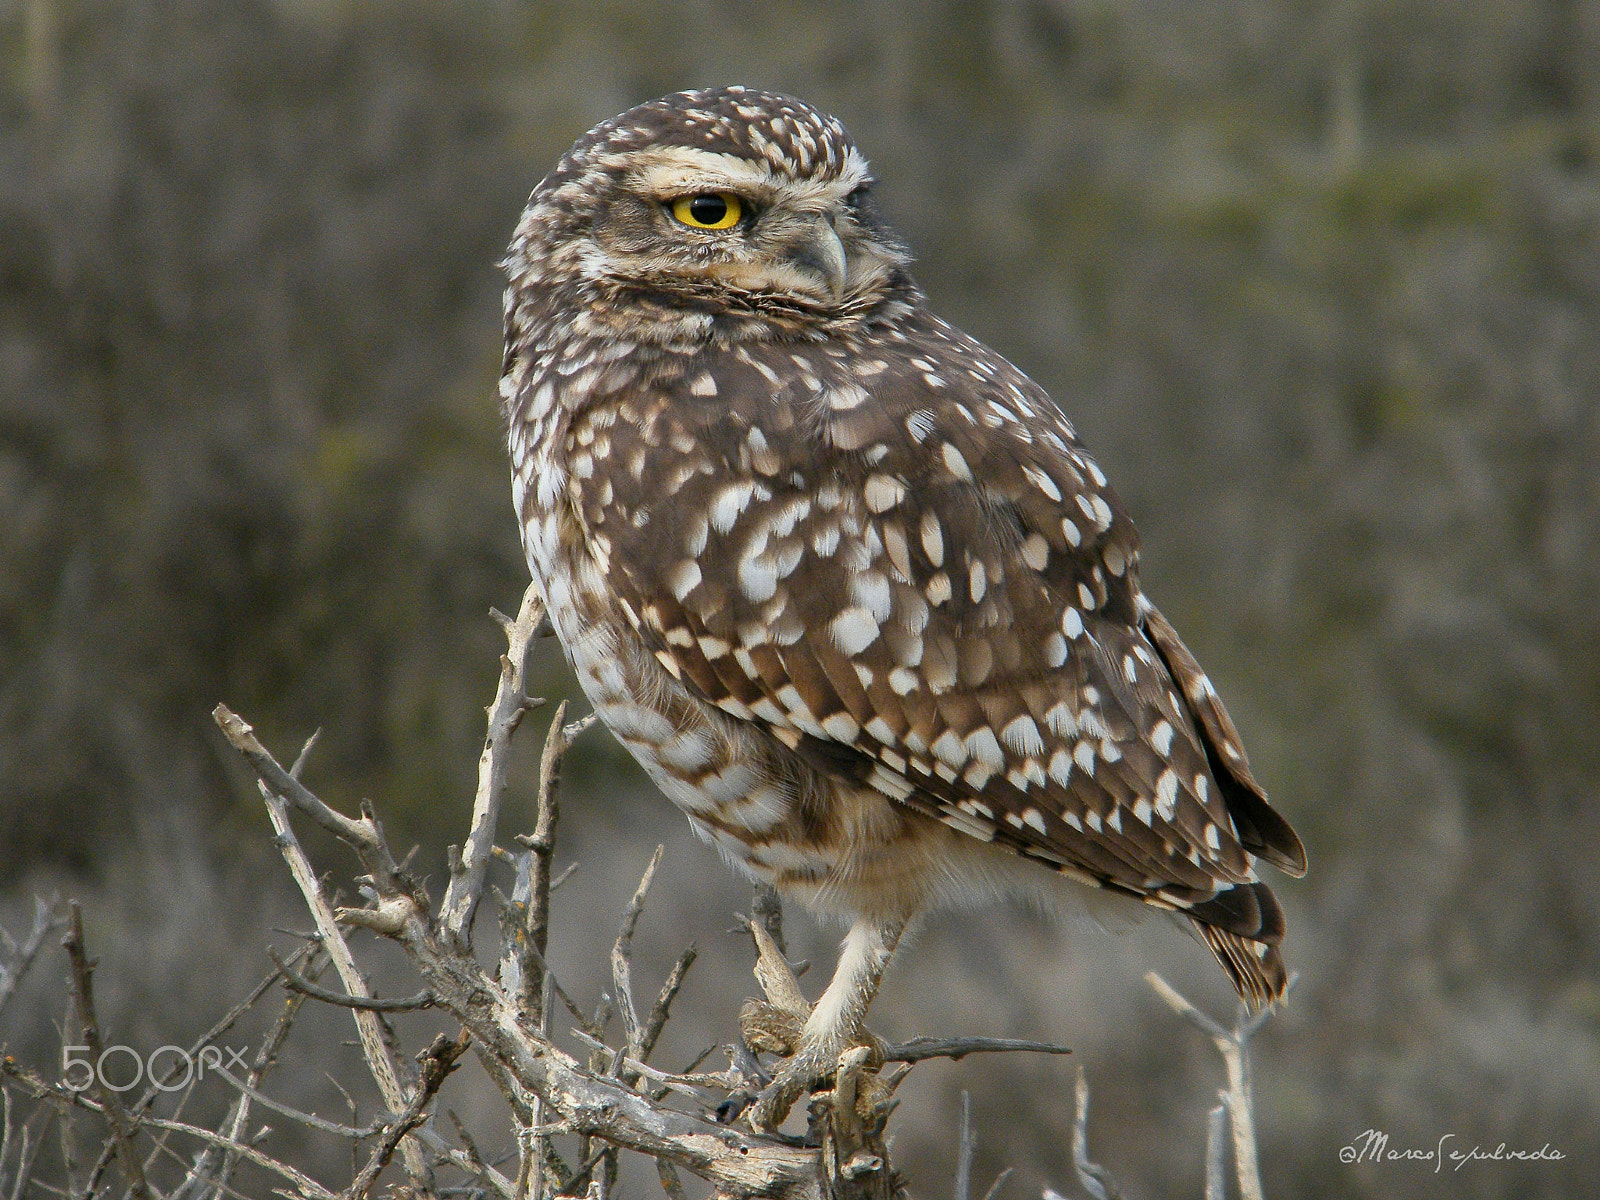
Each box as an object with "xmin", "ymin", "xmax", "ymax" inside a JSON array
[{"xmin": 2, "ymin": 1, "xmax": 1598, "ymax": 1196}]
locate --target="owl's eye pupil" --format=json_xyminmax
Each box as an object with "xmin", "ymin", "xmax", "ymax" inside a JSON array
[
  {"xmin": 688, "ymin": 195, "xmax": 727, "ymax": 225},
  {"xmin": 671, "ymin": 192, "xmax": 742, "ymax": 230}
]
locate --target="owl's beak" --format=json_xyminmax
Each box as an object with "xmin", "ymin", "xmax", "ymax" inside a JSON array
[{"xmin": 781, "ymin": 215, "xmax": 849, "ymax": 303}]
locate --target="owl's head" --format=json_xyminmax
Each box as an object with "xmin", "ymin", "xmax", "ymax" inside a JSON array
[{"xmin": 507, "ymin": 87, "xmax": 912, "ymax": 337}]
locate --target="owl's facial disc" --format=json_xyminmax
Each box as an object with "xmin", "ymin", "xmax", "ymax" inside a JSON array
[{"xmin": 587, "ymin": 145, "xmax": 899, "ymax": 308}]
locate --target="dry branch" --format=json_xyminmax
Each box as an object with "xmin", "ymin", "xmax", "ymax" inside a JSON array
[
  {"xmin": 63, "ymin": 901, "xmax": 154, "ymax": 1200},
  {"xmin": 441, "ymin": 584, "xmax": 547, "ymax": 949}
]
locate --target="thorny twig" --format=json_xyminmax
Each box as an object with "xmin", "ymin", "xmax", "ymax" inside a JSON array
[
  {"xmin": 63, "ymin": 902, "xmax": 154, "ymax": 1200},
  {"xmin": 268, "ymin": 948, "xmax": 436, "ymax": 1012},
  {"xmin": 611, "ymin": 844, "xmax": 665, "ymax": 1065},
  {"xmin": 346, "ymin": 1031, "xmax": 471, "ymax": 1199},
  {"xmin": 244, "ymin": 745, "xmax": 431, "ymax": 1187},
  {"xmin": 441, "ymin": 583, "xmax": 547, "ymax": 949}
]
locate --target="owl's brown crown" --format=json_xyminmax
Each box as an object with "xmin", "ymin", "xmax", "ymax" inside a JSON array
[{"xmin": 559, "ymin": 86, "xmax": 861, "ymax": 181}]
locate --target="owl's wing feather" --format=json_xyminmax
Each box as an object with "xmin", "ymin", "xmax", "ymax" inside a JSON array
[{"xmin": 567, "ymin": 324, "xmax": 1297, "ymax": 997}]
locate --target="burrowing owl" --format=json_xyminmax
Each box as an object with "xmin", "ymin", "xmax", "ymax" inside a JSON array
[{"xmin": 500, "ymin": 86, "xmax": 1305, "ymax": 1127}]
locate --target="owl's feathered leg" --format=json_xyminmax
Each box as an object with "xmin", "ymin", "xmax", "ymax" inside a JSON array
[{"xmin": 747, "ymin": 916, "xmax": 904, "ymax": 1130}]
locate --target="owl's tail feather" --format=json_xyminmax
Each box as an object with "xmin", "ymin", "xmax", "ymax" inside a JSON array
[
  {"xmin": 1196, "ymin": 922, "xmax": 1289, "ymax": 1011},
  {"xmin": 1187, "ymin": 880, "xmax": 1289, "ymax": 1010}
]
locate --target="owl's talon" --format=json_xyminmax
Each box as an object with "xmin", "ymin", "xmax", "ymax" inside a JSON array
[
  {"xmin": 739, "ymin": 999, "xmax": 805, "ymax": 1056},
  {"xmin": 745, "ymin": 1057, "xmax": 823, "ymax": 1130}
]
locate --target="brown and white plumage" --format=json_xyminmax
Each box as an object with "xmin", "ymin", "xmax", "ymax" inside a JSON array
[{"xmin": 500, "ymin": 86, "xmax": 1305, "ymax": 1124}]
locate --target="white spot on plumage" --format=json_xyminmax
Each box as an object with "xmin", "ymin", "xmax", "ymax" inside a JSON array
[
  {"xmin": 827, "ymin": 383, "xmax": 870, "ymax": 410},
  {"xmin": 1044, "ymin": 632, "xmax": 1068, "ymax": 667},
  {"xmin": 711, "ymin": 481, "xmax": 755, "ymax": 533},
  {"xmin": 1074, "ymin": 739, "xmax": 1096, "ymax": 774},
  {"xmin": 931, "ymin": 730, "xmax": 968, "ymax": 768},
  {"xmin": 850, "ymin": 571, "xmax": 893, "ymax": 621},
  {"xmin": 667, "ymin": 559, "xmax": 701, "ymax": 600},
  {"xmin": 1022, "ymin": 534, "xmax": 1050, "ymax": 572},
  {"xmin": 1062, "ymin": 607, "xmax": 1084, "ymax": 639},
  {"xmin": 968, "ymin": 559, "xmax": 987, "ymax": 603},
  {"xmin": 1152, "ymin": 720, "xmax": 1174, "ymax": 756},
  {"xmin": 1155, "ymin": 770, "xmax": 1180, "ymax": 820},
  {"xmin": 941, "ymin": 442, "xmax": 973, "ymax": 481},
  {"xmin": 830, "ymin": 606, "xmax": 881, "ymax": 655},
  {"xmin": 1061, "ymin": 517, "xmax": 1082, "ymax": 547},
  {"xmin": 689, "ymin": 372, "xmax": 718, "ymax": 396},
  {"xmin": 1023, "ymin": 465, "xmax": 1062, "ymax": 502},
  {"xmin": 738, "ymin": 554, "xmax": 779, "ymax": 601},
  {"xmin": 962, "ymin": 726, "xmax": 1003, "ymax": 769},
  {"xmin": 920, "ymin": 512, "xmax": 944, "ymax": 566},
  {"xmin": 864, "ymin": 474, "xmax": 906, "ymax": 513},
  {"xmin": 1048, "ymin": 748, "xmax": 1073, "ymax": 786},
  {"xmin": 1022, "ymin": 807, "xmax": 1048, "ymax": 834},
  {"xmin": 822, "ymin": 711, "xmax": 859, "ymax": 741},
  {"xmin": 1001, "ymin": 715, "xmax": 1044, "ymax": 756}
]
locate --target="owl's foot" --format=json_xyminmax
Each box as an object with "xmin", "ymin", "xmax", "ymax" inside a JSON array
[{"xmin": 739, "ymin": 1000, "xmax": 889, "ymax": 1130}]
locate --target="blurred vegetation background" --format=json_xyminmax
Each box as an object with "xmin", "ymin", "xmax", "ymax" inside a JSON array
[{"xmin": 2, "ymin": 1, "xmax": 1597, "ymax": 1196}]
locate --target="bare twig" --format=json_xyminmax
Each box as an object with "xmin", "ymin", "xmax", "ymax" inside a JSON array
[
  {"xmin": 346, "ymin": 1030, "xmax": 470, "ymax": 1199},
  {"xmin": 953, "ymin": 1091, "xmax": 973, "ymax": 1200},
  {"xmin": 269, "ymin": 948, "xmax": 435, "ymax": 1011},
  {"xmin": 509, "ymin": 701, "xmax": 597, "ymax": 1021},
  {"xmin": 1145, "ymin": 970, "xmax": 1295, "ymax": 1200},
  {"xmin": 977, "ymin": 1166, "xmax": 1012, "ymax": 1200},
  {"xmin": 752, "ymin": 885, "xmax": 787, "ymax": 958},
  {"xmin": 745, "ymin": 914, "xmax": 810, "ymax": 1020},
  {"xmin": 612, "ymin": 845, "xmax": 665, "ymax": 1063},
  {"xmin": 638, "ymin": 944, "xmax": 698, "ymax": 1067},
  {"xmin": 254, "ymin": 778, "xmax": 429, "ymax": 1184},
  {"xmin": 2, "ymin": 1060, "xmax": 338, "ymax": 1200},
  {"xmin": 213, "ymin": 705, "xmax": 412, "ymax": 903},
  {"xmin": 1070, "ymin": 1066, "xmax": 1124, "ymax": 1200},
  {"xmin": 1205, "ymin": 1101, "xmax": 1227, "ymax": 1200},
  {"xmin": 185, "ymin": 950, "xmax": 326, "ymax": 1200},
  {"xmin": 883, "ymin": 1036, "xmax": 1071, "ymax": 1064},
  {"xmin": 0, "ymin": 896, "xmax": 62, "ymax": 1021},
  {"xmin": 62, "ymin": 902, "xmax": 154, "ymax": 1200},
  {"xmin": 441, "ymin": 584, "xmax": 547, "ymax": 949}
]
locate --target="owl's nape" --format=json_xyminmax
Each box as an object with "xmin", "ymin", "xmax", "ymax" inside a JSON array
[{"xmin": 501, "ymin": 86, "xmax": 1304, "ymax": 1128}]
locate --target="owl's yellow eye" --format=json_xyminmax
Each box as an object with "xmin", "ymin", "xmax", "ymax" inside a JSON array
[{"xmin": 671, "ymin": 193, "xmax": 742, "ymax": 230}]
